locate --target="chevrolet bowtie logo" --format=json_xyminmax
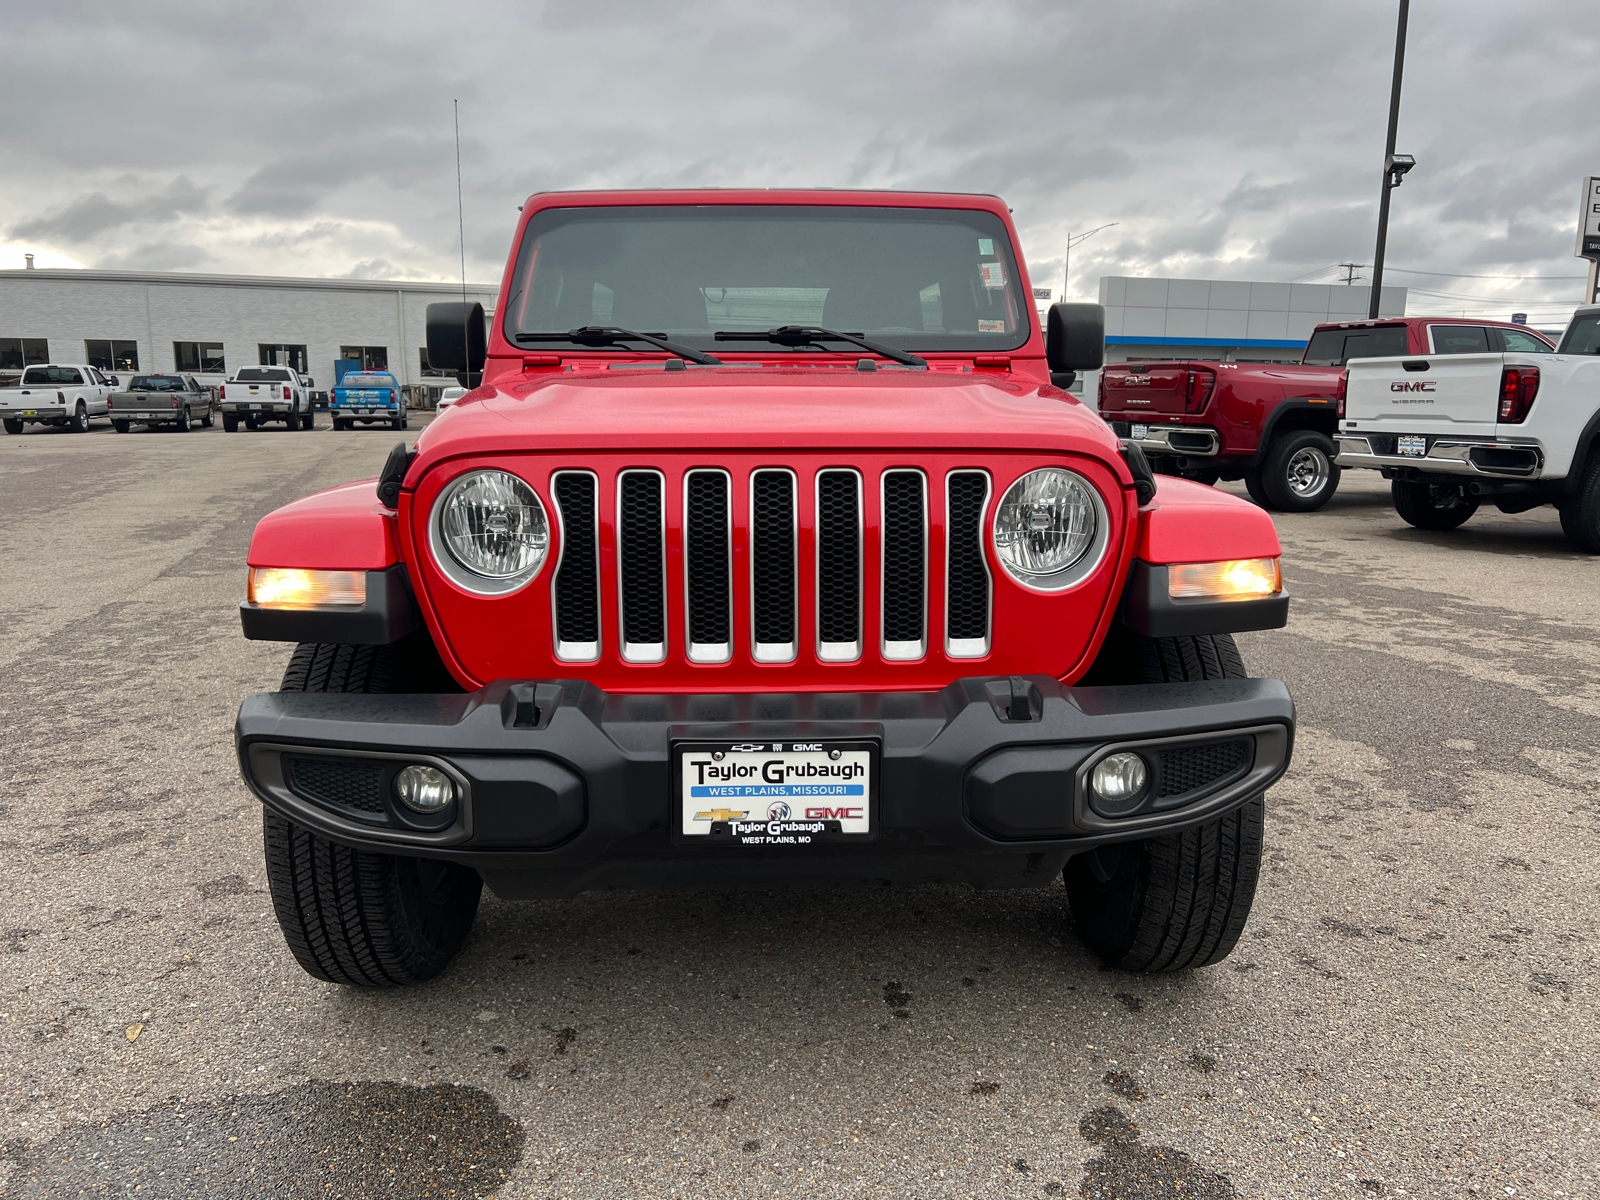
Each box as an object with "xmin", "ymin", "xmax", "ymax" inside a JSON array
[{"xmin": 695, "ymin": 808, "xmax": 748, "ymax": 822}]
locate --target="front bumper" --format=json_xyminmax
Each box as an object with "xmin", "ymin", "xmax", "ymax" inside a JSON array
[
  {"xmin": 1107, "ymin": 421, "xmax": 1221, "ymax": 458},
  {"xmin": 235, "ymin": 676, "xmax": 1294, "ymax": 898},
  {"xmin": 1336, "ymin": 434, "xmax": 1544, "ymax": 478}
]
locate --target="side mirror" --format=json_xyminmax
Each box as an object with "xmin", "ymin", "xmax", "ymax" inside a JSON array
[
  {"xmin": 1046, "ymin": 303, "xmax": 1105, "ymax": 389},
  {"xmin": 303, "ymin": 377, "xmax": 314, "ymax": 388},
  {"xmin": 427, "ymin": 301, "xmax": 487, "ymax": 373}
]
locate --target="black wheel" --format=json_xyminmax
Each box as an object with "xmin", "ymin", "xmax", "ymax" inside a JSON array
[
  {"xmin": 201, "ymin": 408, "xmax": 215, "ymax": 428},
  {"xmin": 1258, "ymin": 430, "xmax": 1339, "ymax": 512},
  {"xmin": 265, "ymin": 639, "xmax": 479, "ymax": 987},
  {"xmin": 1392, "ymin": 479, "xmax": 1478, "ymax": 531},
  {"xmin": 1242, "ymin": 467, "xmax": 1269, "ymax": 507},
  {"xmin": 245, "ymin": 415, "xmax": 259, "ymax": 430},
  {"xmin": 284, "ymin": 410, "xmax": 301, "ymax": 432},
  {"xmin": 69, "ymin": 402, "xmax": 89, "ymax": 433},
  {"xmin": 173, "ymin": 411, "xmax": 191, "ymax": 432},
  {"xmin": 113, "ymin": 419, "xmax": 131, "ymax": 434},
  {"xmin": 1065, "ymin": 630, "xmax": 1264, "ymax": 972},
  {"xmin": 400, "ymin": 411, "xmax": 409, "ymax": 430},
  {"xmin": 223, "ymin": 414, "xmax": 239, "ymax": 432},
  {"xmin": 3, "ymin": 418, "xmax": 22, "ymax": 435},
  {"xmin": 1559, "ymin": 453, "xmax": 1600, "ymax": 553},
  {"xmin": 301, "ymin": 409, "xmax": 315, "ymax": 431}
]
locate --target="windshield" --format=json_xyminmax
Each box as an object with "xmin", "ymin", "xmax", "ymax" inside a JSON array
[
  {"xmin": 1559, "ymin": 314, "xmax": 1600, "ymax": 355},
  {"xmin": 1301, "ymin": 324, "xmax": 1409, "ymax": 366},
  {"xmin": 131, "ymin": 375, "xmax": 185, "ymax": 391},
  {"xmin": 503, "ymin": 204, "xmax": 1031, "ymax": 354},
  {"xmin": 236, "ymin": 368, "xmax": 291, "ymax": 382},
  {"xmin": 22, "ymin": 366, "xmax": 84, "ymax": 385},
  {"xmin": 341, "ymin": 374, "xmax": 394, "ymax": 388}
]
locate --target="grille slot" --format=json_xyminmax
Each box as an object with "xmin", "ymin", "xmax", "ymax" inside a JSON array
[
  {"xmin": 945, "ymin": 471, "xmax": 991, "ymax": 657},
  {"xmin": 552, "ymin": 471, "xmax": 600, "ymax": 661},
  {"xmin": 617, "ymin": 469, "xmax": 666, "ymax": 662},
  {"xmin": 751, "ymin": 469, "xmax": 797, "ymax": 662},
  {"xmin": 1156, "ymin": 740, "xmax": 1251, "ymax": 802},
  {"xmin": 881, "ymin": 470, "xmax": 926, "ymax": 659},
  {"xmin": 287, "ymin": 756, "xmax": 386, "ymax": 818},
  {"xmin": 684, "ymin": 469, "xmax": 732, "ymax": 662},
  {"xmin": 816, "ymin": 469, "xmax": 862, "ymax": 661}
]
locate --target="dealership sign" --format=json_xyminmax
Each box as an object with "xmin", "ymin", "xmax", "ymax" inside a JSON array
[{"xmin": 1578, "ymin": 176, "xmax": 1600, "ymax": 261}]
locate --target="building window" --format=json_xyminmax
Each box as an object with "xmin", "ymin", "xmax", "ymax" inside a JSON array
[
  {"xmin": 0, "ymin": 338, "xmax": 48, "ymax": 370},
  {"xmin": 86, "ymin": 340, "xmax": 140, "ymax": 371},
  {"xmin": 339, "ymin": 345, "xmax": 388, "ymax": 371},
  {"xmin": 418, "ymin": 348, "xmax": 453, "ymax": 377},
  {"xmin": 259, "ymin": 344, "xmax": 308, "ymax": 372},
  {"xmin": 174, "ymin": 341, "xmax": 226, "ymax": 373}
]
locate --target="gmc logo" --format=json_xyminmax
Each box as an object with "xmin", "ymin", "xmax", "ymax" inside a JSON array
[
  {"xmin": 1390, "ymin": 381, "xmax": 1436, "ymax": 393},
  {"xmin": 805, "ymin": 807, "xmax": 863, "ymax": 820},
  {"xmin": 1121, "ymin": 376, "xmax": 1152, "ymax": 385}
]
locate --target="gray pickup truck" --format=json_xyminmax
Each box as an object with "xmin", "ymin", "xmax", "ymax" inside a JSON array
[{"xmin": 108, "ymin": 374, "xmax": 215, "ymax": 433}]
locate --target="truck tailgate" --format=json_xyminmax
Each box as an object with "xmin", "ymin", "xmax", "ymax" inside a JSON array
[
  {"xmin": 1344, "ymin": 353, "xmax": 1502, "ymax": 434},
  {"xmin": 1100, "ymin": 363, "xmax": 1194, "ymax": 415}
]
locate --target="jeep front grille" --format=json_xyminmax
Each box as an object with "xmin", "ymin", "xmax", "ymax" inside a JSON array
[{"xmin": 547, "ymin": 463, "xmax": 994, "ymax": 669}]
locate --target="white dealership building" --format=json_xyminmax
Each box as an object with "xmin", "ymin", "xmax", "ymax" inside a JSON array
[{"xmin": 0, "ymin": 266, "xmax": 497, "ymax": 396}]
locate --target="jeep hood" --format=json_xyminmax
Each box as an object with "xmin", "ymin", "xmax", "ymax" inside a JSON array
[{"xmin": 409, "ymin": 368, "xmax": 1124, "ymax": 472}]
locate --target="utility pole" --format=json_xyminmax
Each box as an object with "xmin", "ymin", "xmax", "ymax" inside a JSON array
[
  {"xmin": 1337, "ymin": 262, "xmax": 1367, "ymax": 285},
  {"xmin": 1369, "ymin": 0, "xmax": 1413, "ymax": 319},
  {"xmin": 1063, "ymin": 223, "xmax": 1119, "ymax": 300}
]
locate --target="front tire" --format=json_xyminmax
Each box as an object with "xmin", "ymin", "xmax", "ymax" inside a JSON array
[
  {"xmin": 1065, "ymin": 630, "xmax": 1263, "ymax": 972},
  {"xmin": 1392, "ymin": 479, "xmax": 1478, "ymax": 531},
  {"xmin": 1258, "ymin": 430, "xmax": 1340, "ymax": 512},
  {"xmin": 201, "ymin": 408, "xmax": 215, "ymax": 428},
  {"xmin": 265, "ymin": 639, "xmax": 479, "ymax": 986}
]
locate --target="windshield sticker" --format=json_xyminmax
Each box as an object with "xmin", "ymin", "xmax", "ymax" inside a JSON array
[
  {"xmin": 977, "ymin": 238, "xmax": 994, "ymax": 256},
  {"xmin": 978, "ymin": 319, "xmax": 1006, "ymax": 333},
  {"xmin": 980, "ymin": 261, "xmax": 1007, "ymax": 289}
]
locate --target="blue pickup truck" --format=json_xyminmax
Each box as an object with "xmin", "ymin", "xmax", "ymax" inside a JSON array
[{"xmin": 330, "ymin": 371, "xmax": 407, "ymax": 431}]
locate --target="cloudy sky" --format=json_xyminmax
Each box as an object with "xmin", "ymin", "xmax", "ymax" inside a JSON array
[{"xmin": 3, "ymin": 0, "xmax": 1595, "ymax": 322}]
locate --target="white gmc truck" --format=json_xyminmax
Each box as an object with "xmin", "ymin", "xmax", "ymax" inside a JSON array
[
  {"xmin": 1336, "ymin": 306, "xmax": 1600, "ymax": 550},
  {"xmin": 0, "ymin": 364, "xmax": 114, "ymax": 434}
]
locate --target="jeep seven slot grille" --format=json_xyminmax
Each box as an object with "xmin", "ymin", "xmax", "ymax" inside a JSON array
[{"xmin": 543, "ymin": 464, "xmax": 993, "ymax": 669}]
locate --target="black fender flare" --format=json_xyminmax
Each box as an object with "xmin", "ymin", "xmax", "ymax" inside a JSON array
[
  {"xmin": 1248, "ymin": 398, "xmax": 1341, "ymax": 468},
  {"xmin": 1558, "ymin": 408, "xmax": 1600, "ymax": 497}
]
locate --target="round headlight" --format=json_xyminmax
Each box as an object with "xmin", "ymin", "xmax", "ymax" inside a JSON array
[
  {"xmin": 430, "ymin": 470, "xmax": 549, "ymax": 594},
  {"xmin": 992, "ymin": 467, "xmax": 1107, "ymax": 591}
]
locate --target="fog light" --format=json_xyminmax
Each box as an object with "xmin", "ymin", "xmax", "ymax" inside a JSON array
[
  {"xmin": 1168, "ymin": 558, "xmax": 1281, "ymax": 600},
  {"xmin": 395, "ymin": 764, "xmax": 455, "ymax": 814},
  {"xmin": 1090, "ymin": 752, "xmax": 1148, "ymax": 807}
]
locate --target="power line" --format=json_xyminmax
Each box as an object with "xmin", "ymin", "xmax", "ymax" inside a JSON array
[{"xmin": 1386, "ymin": 267, "xmax": 1586, "ymax": 281}]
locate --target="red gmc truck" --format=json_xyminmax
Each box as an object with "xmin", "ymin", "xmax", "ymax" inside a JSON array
[
  {"xmin": 1098, "ymin": 317, "xmax": 1555, "ymax": 511},
  {"xmin": 234, "ymin": 189, "xmax": 1296, "ymax": 987}
]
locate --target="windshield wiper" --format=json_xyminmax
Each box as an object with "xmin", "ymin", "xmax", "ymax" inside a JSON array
[
  {"xmin": 513, "ymin": 326, "xmax": 720, "ymax": 366},
  {"xmin": 713, "ymin": 326, "xmax": 927, "ymax": 369}
]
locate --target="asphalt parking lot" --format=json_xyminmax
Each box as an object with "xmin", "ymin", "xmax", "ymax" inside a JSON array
[{"xmin": 1, "ymin": 417, "xmax": 1595, "ymax": 1199}]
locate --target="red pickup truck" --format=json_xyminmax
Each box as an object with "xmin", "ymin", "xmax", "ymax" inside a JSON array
[
  {"xmin": 1098, "ymin": 317, "xmax": 1555, "ymax": 511},
  {"xmin": 233, "ymin": 188, "xmax": 1295, "ymax": 987}
]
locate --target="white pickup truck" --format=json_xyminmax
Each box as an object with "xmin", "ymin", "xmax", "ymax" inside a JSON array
[
  {"xmin": 1336, "ymin": 306, "xmax": 1600, "ymax": 549},
  {"xmin": 0, "ymin": 363, "xmax": 114, "ymax": 434},
  {"xmin": 218, "ymin": 366, "xmax": 316, "ymax": 432}
]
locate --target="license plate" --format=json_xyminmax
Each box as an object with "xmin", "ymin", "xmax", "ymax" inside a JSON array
[
  {"xmin": 675, "ymin": 740, "xmax": 876, "ymax": 844},
  {"xmin": 20, "ymin": 409, "xmax": 36, "ymax": 417},
  {"xmin": 1130, "ymin": 423, "xmax": 1149, "ymax": 439},
  {"xmin": 1397, "ymin": 434, "xmax": 1427, "ymax": 457},
  {"xmin": 251, "ymin": 403, "xmax": 264, "ymax": 410}
]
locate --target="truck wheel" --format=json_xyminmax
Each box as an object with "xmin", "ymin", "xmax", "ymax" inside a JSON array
[
  {"xmin": 69, "ymin": 402, "xmax": 90, "ymax": 433},
  {"xmin": 301, "ymin": 409, "xmax": 316, "ymax": 431},
  {"xmin": 174, "ymin": 412, "xmax": 191, "ymax": 432},
  {"xmin": 245, "ymin": 415, "xmax": 259, "ymax": 430},
  {"xmin": 264, "ymin": 641, "xmax": 481, "ymax": 987},
  {"xmin": 223, "ymin": 414, "xmax": 239, "ymax": 433},
  {"xmin": 113, "ymin": 420, "xmax": 131, "ymax": 434},
  {"xmin": 1259, "ymin": 430, "xmax": 1340, "ymax": 512},
  {"xmin": 1392, "ymin": 480, "xmax": 1477, "ymax": 531},
  {"xmin": 201, "ymin": 408, "xmax": 215, "ymax": 428},
  {"xmin": 1242, "ymin": 468, "xmax": 1269, "ymax": 507},
  {"xmin": 1558, "ymin": 454, "xmax": 1600, "ymax": 553},
  {"xmin": 1065, "ymin": 630, "xmax": 1263, "ymax": 972},
  {"xmin": 3, "ymin": 418, "xmax": 22, "ymax": 435},
  {"xmin": 284, "ymin": 410, "xmax": 301, "ymax": 432}
]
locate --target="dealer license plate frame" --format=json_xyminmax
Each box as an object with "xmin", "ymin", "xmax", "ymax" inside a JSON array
[{"xmin": 671, "ymin": 738, "xmax": 880, "ymax": 848}]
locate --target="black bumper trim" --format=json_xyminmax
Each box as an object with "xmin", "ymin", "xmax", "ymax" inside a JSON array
[
  {"xmin": 235, "ymin": 675, "xmax": 1294, "ymax": 897},
  {"xmin": 1119, "ymin": 561, "xmax": 1290, "ymax": 639},
  {"xmin": 239, "ymin": 565, "xmax": 421, "ymax": 645}
]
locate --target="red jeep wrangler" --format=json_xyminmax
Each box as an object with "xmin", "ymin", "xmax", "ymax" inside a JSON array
[
  {"xmin": 1098, "ymin": 317, "xmax": 1555, "ymax": 511},
  {"xmin": 235, "ymin": 190, "xmax": 1294, "ymax": 986}
]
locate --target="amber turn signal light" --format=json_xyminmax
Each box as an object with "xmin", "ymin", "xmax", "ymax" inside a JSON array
[
  {"xmin": 248, "ymin": 567, "xmax": 367, "ymax": 609},
  {"xmin": 1167, "ymin": 558, "xmax": 1281, "ymax": 600}
]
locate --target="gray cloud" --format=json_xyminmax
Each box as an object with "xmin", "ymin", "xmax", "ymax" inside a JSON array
[{"xmin": 12, "ymin": 177, "xmax": 208, "ymax": 242}]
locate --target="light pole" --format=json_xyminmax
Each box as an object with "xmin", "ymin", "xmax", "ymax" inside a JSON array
[
  {"xmin": 1368, "ymin": 0, "xmax": 1413, "ymax": 319},
  {"xmin": 1063, "ymin": 223, "xmax": 1119, "ymax": 300}
]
